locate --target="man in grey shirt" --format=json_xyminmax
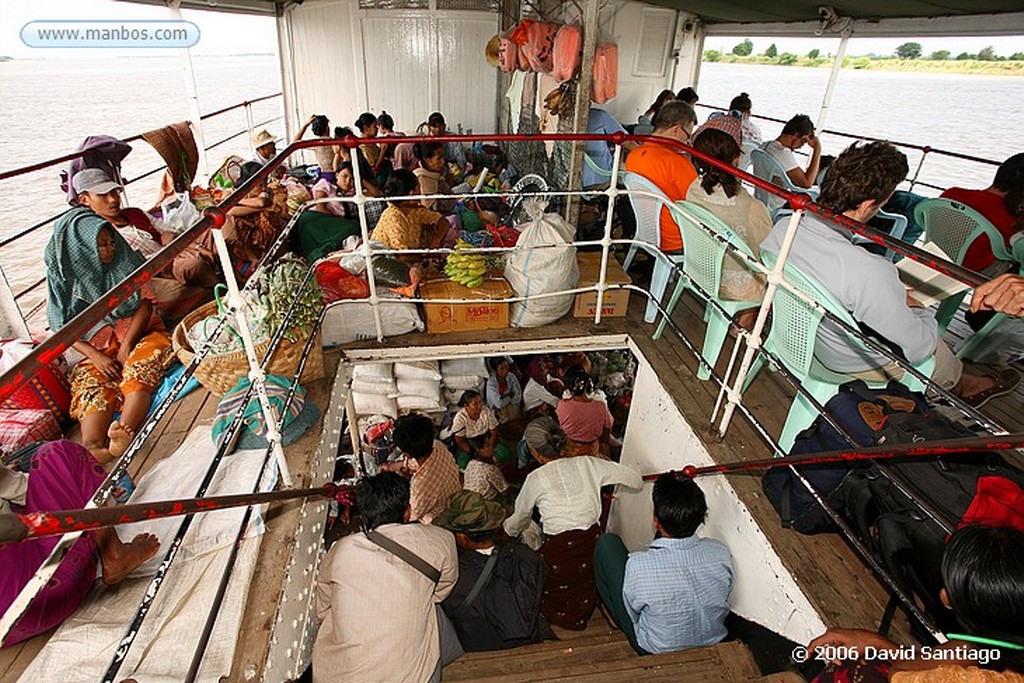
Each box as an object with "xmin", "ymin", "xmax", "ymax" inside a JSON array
[{"xmin": 761, "ymin": 141, "xmax": 1019, "ymax": 406}]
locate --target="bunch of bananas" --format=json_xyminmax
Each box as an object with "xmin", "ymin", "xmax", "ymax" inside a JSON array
[
  {"xmin": 543, "ymin": 82, "xmax": 574, "ymax": 117},
  {"xmin": 444, "ymin": 239, "xmax": 488, "ymax": 289}
]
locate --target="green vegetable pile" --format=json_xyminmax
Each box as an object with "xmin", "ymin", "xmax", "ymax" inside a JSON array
[{"xmin": 259, "ymin": 257, "xmax": 323, "ymax": 343}]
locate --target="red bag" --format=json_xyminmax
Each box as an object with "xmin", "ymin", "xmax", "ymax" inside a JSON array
[
  {"xmin": 0, "ymin": 409, "xmax": 61, "ymax": 460},
  {"xmin": 590, "ymin": 42, "xmax": 618, "ymax": 104},
  {"xmin": 551, "ymin": 24, "xmax": 582, "ymax": 82},
  {"xmin": 0, "ymin": 341, "xmax": 72, "ymax": 425},
  {"xmin": 315, "ymin": 261, "xmax": 371, "ymax": 302},
  {"xmin": 522, "ymin": 22, "xmax": 559, "ymax": 74}
]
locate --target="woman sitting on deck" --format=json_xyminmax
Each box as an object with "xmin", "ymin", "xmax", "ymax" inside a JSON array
[
  {"xmin": 45, "ymin": 209, "xmax": 174, "ymax": 462},
  {"xmin": 224, "ymin": 161, "xmax": 289, "ymax": 280},
  {"xmin": 0, "ymin": 438, "xmax": 159, "ymax": 647},
  {"xmin": 486, "ymin": 357, "xmax": 522, "ymax": 424},
  {"xmin": 451, "ymin": 390, "xmax": 512, "ymax": 474},
  {"xmin": 686, "ymin": 117, "xmax": 773, "ymax": 332},
  {"xmin": 556, "ymin": 369, "xmax": 614, "ymax": 458},
  {"xmin": 503, "ymin": 416, "xmax": 642, "ymax": 630},
  {"xmin": 370, "ymin": 169, "xmax": 449, "ymax": 260}
]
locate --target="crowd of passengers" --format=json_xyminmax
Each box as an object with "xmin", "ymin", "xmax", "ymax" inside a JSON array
[{"xmin": 4, "ymin": 91, "xmax": 1024, "ymax": 680}]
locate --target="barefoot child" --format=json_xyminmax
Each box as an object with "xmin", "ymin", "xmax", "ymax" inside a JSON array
[
  {"xmin": 45, "ymin": 207, "xmax": 174, "ymax": 463},
  {"xmin": 0, "ymin": 440, "xmax": 160, "ymax": 646}
]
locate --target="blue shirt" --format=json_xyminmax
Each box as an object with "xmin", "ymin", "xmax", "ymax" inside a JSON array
[
  {"xmin": 623, "ymin": 535, "xmax": 733, "ymax": 654},
  {"xmin": 585, "ymin": 108, "xmax": 626, "ymax": 187}
]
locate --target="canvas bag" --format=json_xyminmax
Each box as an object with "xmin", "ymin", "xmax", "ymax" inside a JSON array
[{"xmin": 504, "ymin": 199, "xmax": 579, "ymax": 328}]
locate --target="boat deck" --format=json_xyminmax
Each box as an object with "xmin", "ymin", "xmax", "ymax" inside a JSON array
[{"xmin": 2, "ymin": 280, "xmax": 1020, "ymax": 682}]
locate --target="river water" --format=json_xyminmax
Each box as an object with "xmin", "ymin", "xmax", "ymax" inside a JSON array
[{"xmin": 0, "ymin": 57, "xmax": 1021, "ymax": 318}]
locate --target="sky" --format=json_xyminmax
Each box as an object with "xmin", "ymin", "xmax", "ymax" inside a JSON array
[{"xmin": 1, "ymin": 0, "xmax": 1021, "ymax": 59}]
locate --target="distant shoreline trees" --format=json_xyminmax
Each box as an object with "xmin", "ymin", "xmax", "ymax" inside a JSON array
[{"xmin": 704, "ymin": 41, "xmax": 1020, "ymax": 68}]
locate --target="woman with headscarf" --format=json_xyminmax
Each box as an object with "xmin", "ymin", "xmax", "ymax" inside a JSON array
[
  {"xmin": 503, "ymin": 416, "xmax": 642, "ymax": 630},
  {"xmin": 556, "ymin": 369, "xmax": 614, "ymax": 458},
  {"xmin": 46, "ymin": 208, "xmax": 174, "ymax": 463}
]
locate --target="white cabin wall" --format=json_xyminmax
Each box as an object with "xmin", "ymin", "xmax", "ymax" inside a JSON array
[
  {"xmin": 608, "ymin": 350, "xmax": 826, "ymax": 645},
  {"xmin": 593, "ymin": 1, "xmax": 678, "ymax": 128},
  {"xmin": 283, "ymin": 0, "xmax": 497, "ymax": 152}
]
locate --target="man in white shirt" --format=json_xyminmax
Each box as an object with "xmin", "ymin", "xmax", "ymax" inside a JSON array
[{"xmin": 760, "ymin": 114, "xmax": 822, "ymax": 211}]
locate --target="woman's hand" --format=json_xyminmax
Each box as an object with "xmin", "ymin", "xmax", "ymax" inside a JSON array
[{"xmin": 93, "ymin": 353, "xmax": 122, "ymax": 382}]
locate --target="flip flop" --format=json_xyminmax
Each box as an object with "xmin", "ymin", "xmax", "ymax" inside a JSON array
[{"xmin": 961, "ymin": 367, "xmax": 1021, "ymax": 408}]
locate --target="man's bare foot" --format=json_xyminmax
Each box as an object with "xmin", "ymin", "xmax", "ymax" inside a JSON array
[
  {"xmin": 101, "ymin": 532, "xmax": 160, "ymax": 585},
  {"xmin": 107, "ymin": 421, "xmax": 135, "ymax": 459}
]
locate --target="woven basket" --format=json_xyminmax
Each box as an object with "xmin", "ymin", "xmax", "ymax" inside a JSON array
[{"xmin": 172, "ymin": 300, "xmax": 326, "ymax": 395}]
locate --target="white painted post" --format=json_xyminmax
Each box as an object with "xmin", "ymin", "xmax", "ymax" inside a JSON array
[
  {"xmin": 594, "ymin": 143, "xmax": 624, "ymax": 325},
  {"xmin": 210, "ymin": 229, "xmax": 292, "ymax": 487},
  {"xmin": 347, "ymin": 147, "xmax": 385, "ymax": 341},
  {"xmin": 715, "ymin": 209, "xmax": 805, "ymax": 438},
  {"xmin": 169, "ymin": 2, "xmax": 209, "ymax": 179},
  {"xmin": 816, "ymin": 30, "xmax": 851, "ymax": 133}
]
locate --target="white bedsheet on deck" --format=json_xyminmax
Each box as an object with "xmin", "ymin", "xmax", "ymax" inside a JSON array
[{"xmin": 19, "ymin": 425, "xmax": 271, "ymax": 683}]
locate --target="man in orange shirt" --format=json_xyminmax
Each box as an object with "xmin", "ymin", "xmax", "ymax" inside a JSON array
[{"xmin": 623, "ymin": 101, "xmax": 698, "ymax": 253}]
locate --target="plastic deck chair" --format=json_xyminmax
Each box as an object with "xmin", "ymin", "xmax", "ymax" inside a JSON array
[
  {"xmin": 620, "ymin": 171, "xmax": 687, "ymax": 324},
  {"xmin": 654, "ymin": 201, "xmax": 762, "ymax": 381},
  {"xmin": 739, "ymin": 140, "xmax": 759, "ymax": 170},
  {"xmin": 746, "ymin": 250, "xmax": 935, "ymax": 454},
  {"xmin": 913, "ymin": 198, "xmax": 1016, "ymax": 336},
  {"xmin": 749, "ymin": 147, "xmax": 819, "ymax": 219}
]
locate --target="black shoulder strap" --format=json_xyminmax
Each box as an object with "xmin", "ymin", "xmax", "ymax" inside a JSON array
[
  {"xmin": 461, "ymin": 551, "xmax": 499, "ymax": 610},
  {"xmin": 365, "ymin": 529, "xmax": 441, "ymax": 584}
]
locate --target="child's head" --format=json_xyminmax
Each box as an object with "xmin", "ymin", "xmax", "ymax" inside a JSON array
[
  {"xmin": 653, "ymin": 474, "xmax": 707, "ymax": 539},
  {"xmin": 337, "ymin": 162, "xmax": 354, "ymax": 193},
  {"xmin": 392, "ymin": 412, "xmax": 436, "ymax": 460},
  {"xmin": 96, "ymin": 224, "xmax": 116, "ymax": 265},
  {"xmin": 414, "ymin": 142, "xmax": 446, "ymax": 174},
  {"xmin": 942, "ymin": 525, "xmax": 1024, "ymax": 651}
]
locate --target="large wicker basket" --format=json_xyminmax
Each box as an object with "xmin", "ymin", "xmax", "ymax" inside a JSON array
[{"xmin": 172, "ymin": 300, "xmax": 325, "ymax": 395}]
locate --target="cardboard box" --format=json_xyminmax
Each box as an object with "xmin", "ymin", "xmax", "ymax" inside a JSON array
[
  {"xmin": 419, "ymin": 277, "xmax": 512, "ymax": 333},
  {"xmin": 573, "ymin": 252, "xmax": 632, "ymax": 318}
]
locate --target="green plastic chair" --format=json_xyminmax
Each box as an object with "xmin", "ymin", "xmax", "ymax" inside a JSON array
[
  {"xmin": 746, "ymin": 250, "xmax": 936, "ymax": 454},
  {"xmin": 913, "ymin": 198, "xmax": 1015, "ymax": 336},
  {"xmin": 655, "ymin": 201, "xmax": 762, "ymax": 381}
]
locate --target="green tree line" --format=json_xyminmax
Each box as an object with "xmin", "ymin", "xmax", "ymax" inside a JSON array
[{"xmin": 706, "ymin": 39, "xmax": 1023, "ymax": 63}]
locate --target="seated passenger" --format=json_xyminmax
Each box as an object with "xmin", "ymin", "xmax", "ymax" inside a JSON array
[
  {"xmin": 437, "ymin": 490, "xmax": 552, "ymax": 652},
  {"xmin": 46, "ymin": 210, "xmax": 173, "ymax": 461},
  {"xmin": 224, "ymin": 161, "xmax": 289, "ymax": 280},
  {"xmin": 250, "ymin": 129, "xmax": 277, "ymax": 167},
  {"xmin": 312, "ymin": 472, "xmax": 461, "ymax": 683},
  {"xmin": 760, "ymin": 114, "xmax": 822, "ymax": 211},
  {"xmin": 635, "ymin": 90, "xmax": 676, "ymax": 136},
  {"xmin": 556, "ymin": 370, "xmax": 614, "ymax": 457},
  {"xmin": 504, "ymin": 416, "xmax": 642, "ymax": 630},
  {"xmin": 412, "ymin": 142, "xmax": 458, "ymax": 215},
  {"xmin": 355, "ymin": 112, "xmax": 388, "ymax": 185},
  {"xmin": 808, "ymin": 525, "xmax": 1024, "ymax": 682},
  {"xmin": 760, "ymin": 141, "xmax": 1020, "ymax": 406},
  {"xmin": 675, "ymin": 86, "xmax": 699, "ymax": 106},
  {"xmin": 334, "ymin": 161, "xmax": 384, "ymax": 229},
  {"xmin": 486, "ymin": 357, "xmax": 522, "ymax": 424},
  {"xmin": 451, "ymin": 390, "xmax": 512, "ymax": 474},
  {"xmin": 426, "ymin": 112, "xmax": 468, "ymax": 178},
  {"xmin": 293, "ymin": 114, "xmax": 336, "ymax": 182},
  {"xmin": 623, "ymin": 101, "xmax": 699, "ymax": 254},
  {"xmin": 686, "ymin": 118, "xmax": 773, "ymax": 330},
  {"xmin": 584, "ymin": 107, "xmax": 631, "ymax": 187},
  {"xmin": 370, "ymin": 169, "xmax": 449, "ymax": 260},
  {"xmin": 382, "ymin": 413, "xmax": 461, "ymax": 524},
  {"xmin": 594, "ymin": 474, "xmax": 733, "ymax": 655},
  {"xmin": 0, "ymin": 439, "xmax": 160, "ymax": 647},
  {"xmin": 941, "ymin": 153, "xmax": 1023, "ymax": 277},
  {"xmin": 730, "ymin": 92, "xmax": 762, "ymax": 144},
  {"xmin": 73, "ymin": 169, "xmax": 217, "ymax": 289}
]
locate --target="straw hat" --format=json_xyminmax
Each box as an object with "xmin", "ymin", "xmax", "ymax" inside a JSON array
[
  {"xmin": 142, "ymin": 121, "xmax": 200, "ymax": 192},
  {"xmin": 485, "ymin": 35, "xmax": 501, "ymax": 67},
  {"xmin": 251, "ymin": 129, "xmax": 277, "ymax": 148}
]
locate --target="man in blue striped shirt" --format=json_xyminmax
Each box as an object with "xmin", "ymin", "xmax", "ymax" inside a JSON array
[{"xmin": 594, "ymin": 474, "xmax": 733, "ymax": 655}]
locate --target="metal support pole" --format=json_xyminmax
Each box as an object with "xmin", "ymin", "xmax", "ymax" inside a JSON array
[
  {"xmin": 816, "ymin": 30, "xmax": 851, "ymax": 133},
  {"xmin": 210, "ymin": 229, "xmax": 292, "ymax": 486},
  {"xmin": 593, "ymin": 142, "xmax": 623, "ymax": 325},
  {"xmin": 908, "ymin": 148, "xmax": 930, "ymax": 193},
  {"xmin": 169, "ymin": 2, "xmax": 209, "ymax": 178},
  {"xmin": 716, "ymin": 209, "xmax": 805, "ymax": 439},
  {"xmin": 244, "ymin": 102, "xmax": 256, "ymax": 154}
]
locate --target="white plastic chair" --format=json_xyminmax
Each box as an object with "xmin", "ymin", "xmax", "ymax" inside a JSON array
[
  {"xmin": 620, "ymin": 171, "xmax": 687, "ymax": 324},
  {"xmin": 750, "ymin": 147, "xmax": 819, "ymax": 219}
]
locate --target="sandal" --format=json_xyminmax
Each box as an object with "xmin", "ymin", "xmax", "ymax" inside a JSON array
[{"xmin": 960, "ymin": 367, "xmax": 1021, "ymax": 408}]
